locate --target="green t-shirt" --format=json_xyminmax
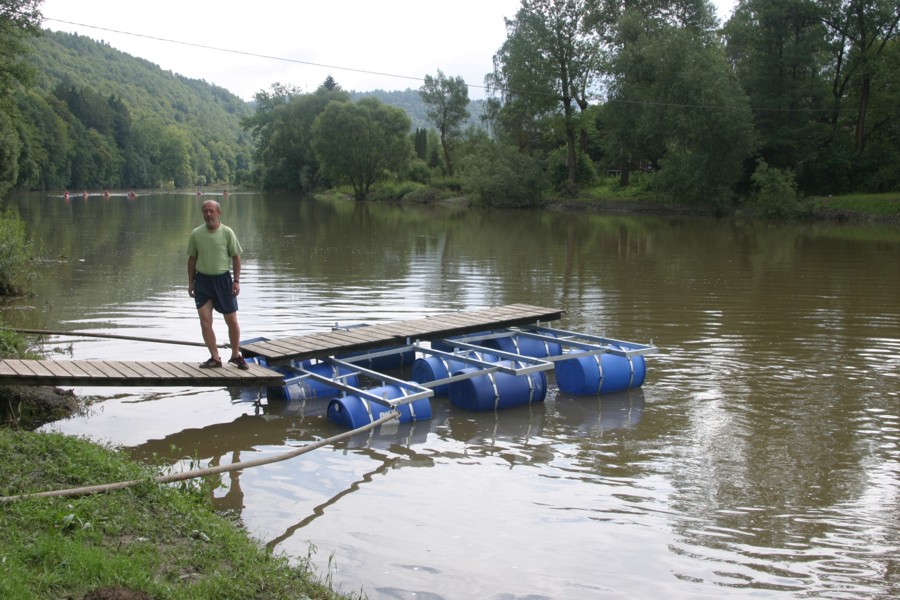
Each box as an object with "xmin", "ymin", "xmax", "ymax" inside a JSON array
[{"xmin": 187, "ymin": 224, "xmax": 243, "ymax": 275}]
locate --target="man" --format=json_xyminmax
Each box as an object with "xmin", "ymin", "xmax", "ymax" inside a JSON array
[{"xmin": 187, "ymin": 199, "xmax": 248, "ymax": 369}]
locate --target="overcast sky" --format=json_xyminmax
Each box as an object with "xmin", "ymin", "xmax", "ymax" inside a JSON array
[{"xmin": 39, "ymin": 0, "xmax": 736, "ymax": 102}]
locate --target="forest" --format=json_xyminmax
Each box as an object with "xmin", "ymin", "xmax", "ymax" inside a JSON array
[{"xmin": 1, "ymin": 0, "xmax": 898, "ymax": 213}]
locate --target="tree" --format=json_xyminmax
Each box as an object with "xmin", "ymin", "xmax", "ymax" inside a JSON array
[
  {"xmin": 0, "ymin": 0, "xmax": 42, "ymax": 195},
  {"xmin": 311, "ymin": 97, "xmax": 412, "ymax": 200},
  {"xmin": 242, "ymin": 80, "xmax": 349, "ymax": 192},
  {"xmin": 419, "ymin": 70, "xmax": 469, "ymax": 176},
  {"xmin": 487, "ymin": 0, "xmax": 603, "ymax": 188},
  {"xmin": 820, "ymin": 0, "xmax": 900, "ymax": 151},
  {"xmin": 605, "ymin": 8, "xmax": 755, "ymax": 208},
  {"xmin": 723, "ymin": 0, "xmax": 831, "ymax": 175}
]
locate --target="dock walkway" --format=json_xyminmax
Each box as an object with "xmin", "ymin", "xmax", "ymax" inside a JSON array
[
  {"xmin": 0, "ymin": 305, "xmax": 563, "ymax": 388},
  {"xmin": 241, "ymin": 303, "xmax": 562, "ymax": 364},
  {"xmin": 0, "ymin": 358, "xmax": 282, "ymax": 388}
]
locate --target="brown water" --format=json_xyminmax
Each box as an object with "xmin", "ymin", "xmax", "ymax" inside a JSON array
[{"xmin": 4, "ymin": 191, "xmax": 899, "ymax": 599}]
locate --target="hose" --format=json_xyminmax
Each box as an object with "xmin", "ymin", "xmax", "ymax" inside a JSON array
[{"xmin": 0, "ymin": 410, "xmax": 400, "ymax": 503}]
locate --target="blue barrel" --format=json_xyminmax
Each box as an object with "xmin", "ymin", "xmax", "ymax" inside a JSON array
[
  {"xmin": 480, "ymin": 333, "xmax": 562, "ymax": 358},
  {"xmin": 267, "ymin": 361, "xmax": 359, "ymax": 401},
  {"xmin": 431, "ymin": 333, "xmax": 490, "ymax": 353},
  {"xmin": 448, "ymin": 365, "xmax": 548, "ymax": 412},
  {"xmin": 337, "ymin": 347, "xmax": 415, "ymax": 370},
  {"xmin": 554, "ymin": 351, "xmax": 646, "ymax": 395},
  {"xmin": 411, "ymin": 352, "xmax": 498, "ymax": 396},
  {"xmin": 327, "ymin": 384, "xmax": 432, "ymax": 428}
]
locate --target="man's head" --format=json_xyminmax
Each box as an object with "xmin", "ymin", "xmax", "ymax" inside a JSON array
[{"xmin": 202, "ymin": 200, "xmax": 222, "ymax": 229}]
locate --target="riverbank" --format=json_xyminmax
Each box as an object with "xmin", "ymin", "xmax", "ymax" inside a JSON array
[
  {"xmin": 0, "ymin": 428, "xmax": 348, "ymax": 600},
  {"xmin": 0, "ymin": 361, "xmax": 348, "ymax": 599}
]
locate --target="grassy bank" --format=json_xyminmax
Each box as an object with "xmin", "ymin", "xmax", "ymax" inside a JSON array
[
  {"xmin": 0, "ymin": 429, "xmax": 347, "ymax": 600},
  {"xmin": 809, "ymin": 192, "xmax": 900, "ymax": 220}
]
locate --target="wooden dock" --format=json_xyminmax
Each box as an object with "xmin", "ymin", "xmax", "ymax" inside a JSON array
[
  {"xmin": 0, "ymin": 305, "xmax": 562, "ymax": 388},
  {"xmin": 240, "ymin": 304, "xmax": 563, "ymax": 364},
  {"xmin": 0, "ymin": 359, "xmax": 283, "ymax": 388}
]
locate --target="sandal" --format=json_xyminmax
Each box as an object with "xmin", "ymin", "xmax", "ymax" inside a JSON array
[
  {"xmin": 199, "ymin": 357, "xmax": 223, "ymax": 369},
  {"xmin": 228, "ymin": 355, "xmax": 249, "ymax": 370}
]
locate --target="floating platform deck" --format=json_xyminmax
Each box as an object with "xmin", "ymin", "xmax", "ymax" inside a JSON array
[
  {"xmin": 240, "ymin": 303, "xmax": 563, "ymax": 364},
  {"xmin": 0, "ymin": 305, "xmax": 563, "ymax": 388}
]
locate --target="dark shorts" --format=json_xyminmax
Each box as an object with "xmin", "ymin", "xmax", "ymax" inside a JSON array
[{"xmin": 194, "ymin": 272, "xmax": 238, "ymax": 314}]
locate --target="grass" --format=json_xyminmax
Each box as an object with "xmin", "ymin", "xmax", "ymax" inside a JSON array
[
  {"xmin": 0, "ymin": 429, "xmax": 351, "ymax": 600},
  {"xmin": 810, "ymin": 193, "xmax": 900, "ymax": 217}
]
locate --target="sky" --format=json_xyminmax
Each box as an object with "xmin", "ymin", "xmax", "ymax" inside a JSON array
[{"xmin": 39, "ymin": 0, "xmax": 737, "ymax": 102}]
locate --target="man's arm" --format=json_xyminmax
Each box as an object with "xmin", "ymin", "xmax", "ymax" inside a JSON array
[
  {"xmin": 231, "ymin": 255, "xmax": 241, "ymax": 295},
  {"xmin": 188, "ymin": 255, "xmax": 197, "ymax": 297}
]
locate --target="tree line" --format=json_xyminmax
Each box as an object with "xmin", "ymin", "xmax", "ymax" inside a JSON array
[
  {"xmin": 243, "ymin": 0, "xmax": 899, "ymax": 211},
  {"xmin": 2, "ymin": 0, "xmax": 898, "ymax": 213},
  {"xmin": 0, "ymin": 9, "xmax": 253, "ymax": 197}
]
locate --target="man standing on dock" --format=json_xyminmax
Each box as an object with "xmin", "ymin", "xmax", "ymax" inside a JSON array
[{"xmin": 187, "ymin": 200, "xmax": 249, "ymax": 369}]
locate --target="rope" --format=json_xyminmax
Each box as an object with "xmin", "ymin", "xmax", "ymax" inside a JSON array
[
  {"xmin": 9, "ymin": 328, "xmax": 226, "ymax": 348},
  {"xmin": 0, "ymin": 410, "xmax": 400, "ymax": 503}
]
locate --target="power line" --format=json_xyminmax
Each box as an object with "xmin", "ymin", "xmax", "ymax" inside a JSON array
[
  {"xmin": 43, "ymin": 17, "xmax": 434, "ymax": 87},
  {"xmin": 41, "ymin": 17, "xmax": 893, "ymax": 115}
]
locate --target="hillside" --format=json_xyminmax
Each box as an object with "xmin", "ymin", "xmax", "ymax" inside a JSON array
[
  {"xmin": 349, "ymin": 89, "xmax": 487, "ymax": 131},
  {"xmin": 12, "ymin": 30, "xmax": 486, "ymax": 192},
  {"xmin": 29, "ymin": 30, "xmax": 483, "ymax": 137},
  {"xmin": 11, "ymin": 29, "xmax": 255, "ymax": 190}
]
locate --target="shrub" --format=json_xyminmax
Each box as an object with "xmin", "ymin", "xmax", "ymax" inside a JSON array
[
  {"xmin": 459, "ymin": 143, "xmax": 545, "ymax": 208},
  {"xmin": 429, "ymin": 175, "xmax": 463, "ymax": 192},
  {"xmin": 750, "ymin": 159, "xmax": 805, "ymax": 218},
  {"xmin": 405, "ymin": 158, "xmax": 432, "ymax": 184},
  {"xmin": 368, "ymin": 180, "xmax": 425, "ymax": 201},
  {"xmin": 547, "ymin": 146, "xmax": 597, "ymax": 193}
]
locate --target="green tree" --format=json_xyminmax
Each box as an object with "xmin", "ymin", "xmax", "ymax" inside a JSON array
[
  {"xmin": 605, "ymin": 9, "xmax": 755, "ymax": 208},
  {"xmin": 0, "ymin": 0, "xmax": 42, "ymax": 195},
  {"xmin": 0, "ymin": 207, "xmax": 36, "ymax": 296},
  {"xmin": 419, "ymin": 70, "xmax": 469, "ymax": 176},
  {"xmin": 311, "ymin": 97, "xmax": 412, "ymax": 200},
  {"xmin": 723, "ymin": 0, "xmax": 831, "ymax": 178},
  {"xmin": 487, "ymin": 0, "xmax": 602, "ymax": 188},
  {"xmin": 242, "ymin": 81, "xmax": 349, "ymax": 192},
  {"xmin": 820, "ymin": 0, "xmax": 900, "ymax": 152},
  {"xmin": 459, "ymin": 138, "xmax": 544, "ymax": 208},
  {"xmin": 0, "ymin": 112, "xmax": 19, "ymax": 196},
  {"xmin": 158, "ymin": 124, "xmax": 194, "ymax": 187}
]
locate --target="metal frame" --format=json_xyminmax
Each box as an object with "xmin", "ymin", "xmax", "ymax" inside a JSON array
[{"xmin": 269, "ymin": 324, "xmax": 657, "ymax": 409}]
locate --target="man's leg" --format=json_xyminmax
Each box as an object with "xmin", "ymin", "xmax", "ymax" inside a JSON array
[
  {"xmin": 198, "ymin": 300, "xmax": 220, "ymax": 361},
  {"xmin": 224, "ymin": 311, "xmax": 241, "ymax": 360}
]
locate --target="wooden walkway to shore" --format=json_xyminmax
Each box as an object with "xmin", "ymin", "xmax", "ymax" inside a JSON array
[
  {"xmin": 240, "ymin": 304, "xmax": 563, "ymax": 364},
  {"xmin": 0, "ymin": 358, "xmax": 283, "ymax": 388},
  {"xmin": 0, "ymin": 305, "xmax": 563, "ymax": 388}
]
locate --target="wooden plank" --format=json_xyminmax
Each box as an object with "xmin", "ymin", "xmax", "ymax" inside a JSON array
[
  {"xmin": 25, "ymin": 360, "xmax": 57, "ymax": 378},
  {"xmin": 11, "ymin": 359, "xmax": 44, "ymax": 377},
  {"xmin": 124, "ymin": 361, "xmax": 161, "ymax": 379},
  {"xmin": 70, "ymin": 361, "xmax": 107, "ymax": 379},
  {"xmin": 50, "ymin": 361, "xmax": 92, "ymax": 379},
  {"xmin": 147, "ymin": 361, "xmax": 187, "ymax": 380}
]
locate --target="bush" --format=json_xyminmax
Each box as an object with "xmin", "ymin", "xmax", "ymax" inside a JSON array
[
  {"xmin": 547, "ymin": 146, "xmax": 597, "ymax": 192},
  {"xmin": 368, "ymin": 180, "xmax": 425, "ymax": 201},
  {"xmin": 750, "ymin": 160, "xmax": 805, "ymax": 218},
  {"xmin": 459, "ymin": 143, "xmax": 545, "ymax": 208},
  {"xmin": 0, "ymin": 208, "xmax": 38, "ymax": 296},
  {"xmin": 404, "ymin": 158, "xmax": 432, "ymax": 184},
  {"xmin": 429, "ymin": 175, "xmax": 463, "ymax": 192}
]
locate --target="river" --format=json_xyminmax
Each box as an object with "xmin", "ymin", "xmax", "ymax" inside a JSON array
[{"xmin": 3, "ymin": 191, "xmax": 899, "ymax": 599}]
